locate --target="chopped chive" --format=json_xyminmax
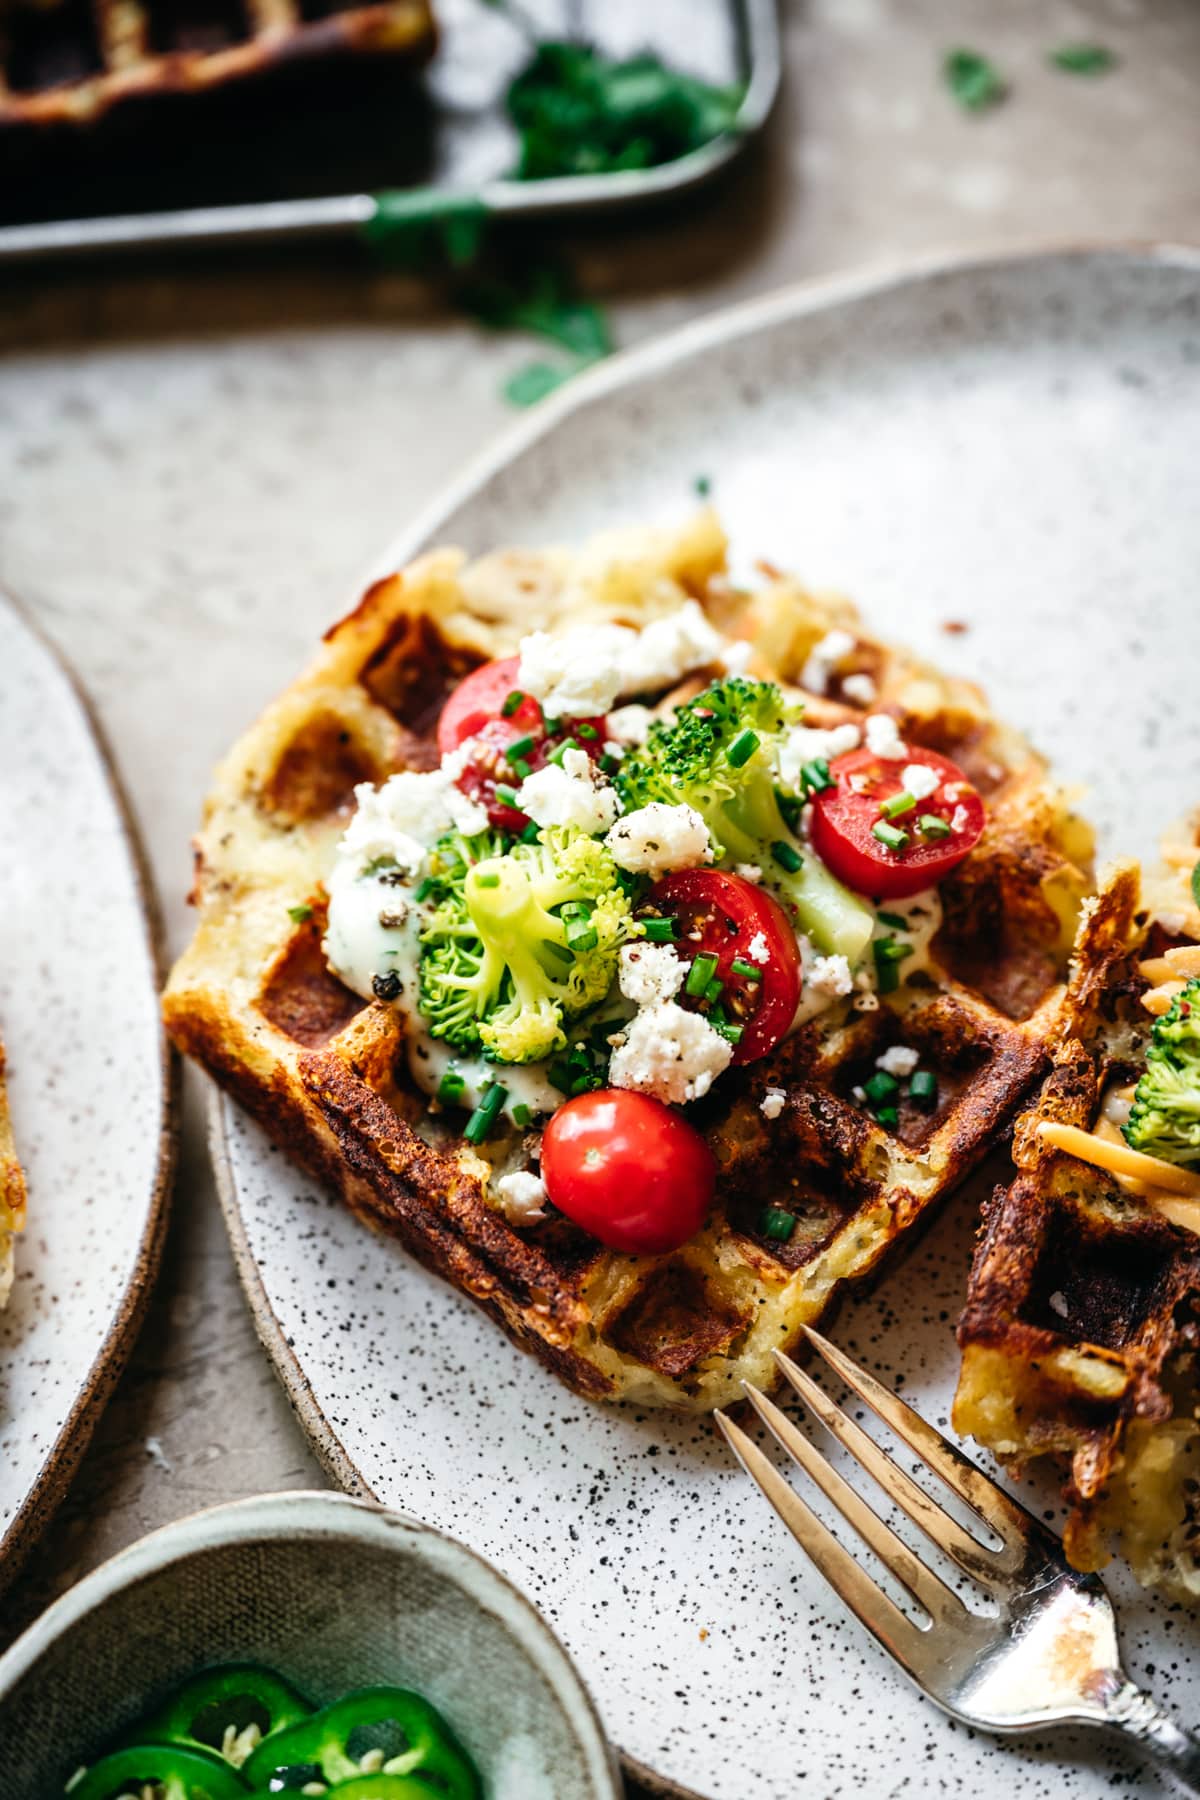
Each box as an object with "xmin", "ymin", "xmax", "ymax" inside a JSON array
[
  {"xmin": 880, "ymin": 790, "xmax": 916, "ymax": 819},
  {"xmin": 475, "ymin": 871, "xmax": 500, "ymax": 888},
  {"xmin": 511, "ymin": 759, "xmax": 532, "ymax": 780},
  {"xmin": 600, "ymin": 754, "xmax": 621, "ymax": 776},
  {"xmin": 872, "ymin": 821, "xmax": 910, "ymax": 853},
  {"xmin": 761, "ymin": 1206, "xmax": 796, "ymax": 1242},
  {"xmin": 549, "ymin": 737, "xmax": 580, "ymax": 766},
  {"xmin": 567, "ymin": 923, "xmax": 599, "ymax": 952},
  {"xmin": 775, "ymin": 788, "xmax": 802, "ymax": 831},
  {"xmin": 727, "ymin": 728, "xmax": 760, "ymax": 768},
  {"xmin": 415, "ymin": 877, "xmax": 435, "ymax": 902},
  {"xmin": 495, "ymin": 783, "xmax": 520, "ymax": 807},
  {"xmin": 561, "ymin": 900, "xmax": 591, "ymax": 919},
  {"xmin": 731, "ymin": 957, "xmax": 763, "ymax": 982},
  {"xmin": 875, "ymin": 939, "xmax": 911, "ymax": 963},
  {"xmin": 800, "ymin": 757, "xmax": 834, "ymax": 796},
  {"xmin": 864, "ymin": 1071, "xmax": 899, "ymax": 1106},
  {"xmin": 511, "ymin": 1102, "xmax": 532, "ymax": 1127},
  {"xmin": 287, "ymin": 903, "xmax": 313, "ymax": 924},
  {"xmin": 716, "ymin": 1019, "xmax": 744, "ymax": 1044},
  {"xmin": 520, "ymin": 821, "xmax": 540, "ymax": 843},
  {"xmin": 703, "ymin": 977, "xmax": 724, "ymax": 1004},
  {"xmin": 642, "ymin": 916, "xmax": 678, "ymax": 943},
  {"xmin": 543, "ymin": 716, "xmax": 562, "ymax": 735},
  {"xmin": 686, "ymin": 952, "xmax": 720, "ymax": 997},
  {"xmin": 876, "ymin": 910, "xmax": 908, "ymax": 930},
  {"xmin": 437, "ymin": 1070, "xmax": 466, "ymax": 1105},
  {"xmin": 543, "ymin": 939, "xmax": 575, "ymax": 966},
  {"xmin": 1193, "ymin": 860, "xmax": 1200, "ymax": 911},
  {"xmin": 576, "ymin": 722, "xmax": 599, "ymax": 741},
  {"xmin": 548, "ymin": 1062, "xmax": 574, "ymax": 1095},
  {"xmin": 570, "ymin": 1072, "xmax": 595, "ymax": 1096},
  {"xmin": 875, "ymin": 1106, "xmax": 899, "ymax": 1128},
  {"xmin": 772, "ymin": 840, "xmax": 804, "ymax": 873},
  {"xmin": 918, "ymin": 813, "xmax": 952, "ymax": 840},
  {"xmin": 501, "ymin": 690, "xmax": 526, "ymax": 718},
  {"xmin": 464, "ymin": 1082, "xmax": 507, "ymax": 1145},
  {"xmin": 505, "ymin": 733, "xmax": 536, "ymax": 762},
  {"xmin": 1049, "ymin": 43, "xmax": 1114, "ymax": 75},
  {"xmin": 910, "ymin": 1069, "xmax": 938, "ymax": 1110}
]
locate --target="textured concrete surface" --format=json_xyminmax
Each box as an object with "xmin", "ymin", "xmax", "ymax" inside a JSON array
[{"xmin": 0, "ymin": 2, "xmax": 1197, "ymax": 1791}]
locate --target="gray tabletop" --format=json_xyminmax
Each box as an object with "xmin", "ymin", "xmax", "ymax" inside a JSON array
[{"xmin": 2, "ymin": 3, "xmax": 1198, "ymax": 1792}]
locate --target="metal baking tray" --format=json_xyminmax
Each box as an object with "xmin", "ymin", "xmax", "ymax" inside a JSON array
[{"xmin": 0, "ymin": 0, "xmax": 779, "ymax": 264}]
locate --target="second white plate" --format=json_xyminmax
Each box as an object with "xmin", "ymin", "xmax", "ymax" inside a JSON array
[{"xmin": 215, "ymin": 248, "xmax": 1200, "ymax": 1800}]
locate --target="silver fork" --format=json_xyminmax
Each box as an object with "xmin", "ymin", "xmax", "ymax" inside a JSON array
[{"xmin": 715, "ymin": 1326, "xmax": 1200, "ymax": 1792}]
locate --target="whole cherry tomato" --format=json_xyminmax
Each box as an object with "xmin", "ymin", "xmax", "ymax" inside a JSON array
[{"xmin": 540, "ymin": 1089, "xmax": 716, "ymax": 1255}]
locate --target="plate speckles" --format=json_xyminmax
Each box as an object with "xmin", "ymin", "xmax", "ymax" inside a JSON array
[
  {"xmin": 216, "ymin": 250, "xmax": 1200, "ymax": 1800},
  {"xmin": 0, "ymin": 593, "xmax": 175, "ymax": 1590}
]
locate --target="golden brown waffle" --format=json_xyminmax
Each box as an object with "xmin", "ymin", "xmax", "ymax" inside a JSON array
[
  {"xmin": 0, "ymin": 0, "xmax": 433, "ymax": 129},
  {"xmin": 955, "ymin": 836, "xmax": 1200, "ymax": 1595},
  {"xmin": 165, "ymin": 513, "xmax": 1095, "ymax": 1409},
  {"xmin": 0, "ymin": 1032, "xmax": 27, "ymax": 1306}
]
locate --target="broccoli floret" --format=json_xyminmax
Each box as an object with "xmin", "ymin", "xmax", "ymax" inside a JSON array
[
  {"xmin": 616, "ymin": 676, "xmax": 874, "ymax": 961},
  {"xmin": 1124, "ymin": 977, "xmax": 1200, "ymax": 1168},
  {"xmin": 418, "ymin": 825, "xmax": 636, "ymax": 1064}
]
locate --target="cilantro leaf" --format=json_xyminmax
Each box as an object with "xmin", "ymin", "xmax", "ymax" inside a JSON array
[
  {"xmin": 1048, "ymin": 43, "xmax": 1115, "ymax": 75},
  {"xmin": 465, "ymin": 265, "xmax": 613, "ymax": 359},
  {"xmin": 943, "ymin": 48, "xmax": 1006, "ymax": 111}
]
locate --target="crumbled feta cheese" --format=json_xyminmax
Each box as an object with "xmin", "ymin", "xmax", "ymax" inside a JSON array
[
  {"xmin": 518, "ymin": 621, "xmax": 635, "ymax": 717},
  {"xmin": 800, "ymin": 628, "xmax": 856, "ymax": 695},
  {"xmin": 760, "ymin": 1087, "xmax": 786, "ymax": 1120},
  {"xmin": 494, "ymin": 1170, "xmax": 548, "ymax": 1226},
  {"xmin": 808, "ymin": 953, "xmax": 853, "ymax": 997},
  {"xmin": 605, "ymin": 802, "xmax": 711, "ymax": 877},
  {"xmin": 622, "ymin": 600, "xmax": 724, "ymax": 693},
  {"xmin": 516, "ymin": 748, "xmax": 619, "ymax": 835},
  {"xmin": 876, "ymin": 1044, "xmax": 920, "ymax": 1077},
  {"xmin": 618, "ymin": 942, "xmax": 686, "ymax": 1006},
  {"xmin": 777, "ymin": 721, "xmax": 861, "ymax": 791},
  {"xmin": 841, "ymin": 672, "xmax": 877, "ymax": 705},
  {"xmin": 607, "ymin": 703, "xmax": 655, "ymax": 745},
  {"xmin": 735, "ymin": 862, "xmax": 763, "ymax": 882},
  {"xmin": 901, "ymin": 763, "xmax": 941, "ymax": 802},
  {"xmin": 864, "ymin": 713, "xmax": 908, "ymax": 761},
  {"xmin": 745, "ymin": 931, "xmax": 770, "ymax": 965},
  {"xmin": 1048, "ymin": 1289, "xmax": 1069, "ymax": 1319},
  {"xmin": 719, "ymin": 638, "xmax": 755, "ymax": 675},
  {"xmin": 339, "ymin": 769, "xmax": 487, "ymax": 872},
  {"xmin": 608, "ymin": 1001, "xmax": 733, "ymax": 1105},
  {"xmin": 950, "ymin": 803, "xmax": 971, "ymax": 834},
  {"xmin": 851, "ymin": 1085, "xmax": 867, "ymax": 1104}
]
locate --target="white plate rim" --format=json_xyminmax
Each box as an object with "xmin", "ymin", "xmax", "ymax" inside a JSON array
[
  {"xmin": 0, "ymin": 590, "xmax": 179, "ymax": 1596},
  {"xmin": 204, "ymin": 240, "xmax": 1200, "ymax": 1800}
]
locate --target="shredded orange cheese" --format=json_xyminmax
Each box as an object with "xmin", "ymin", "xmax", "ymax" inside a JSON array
[{"xmin": 1037, "ymin": 1119, "xmax": 1200, "ymax": 1199}]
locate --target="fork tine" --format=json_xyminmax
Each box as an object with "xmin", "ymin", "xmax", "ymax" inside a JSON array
[
  {"xmin": 714, "ymin": 1409, "xmax": 928, "ymax": 1673},
  {"xmin": 741, "ymin": 1381, "xmax": 966, "ymax": 1624},
  {"xmin": 772, "ymin": 1351, "xmax": 1016, "ymax": 1582},
  {"xmin": 802, "ymin": 1327, "xmax": 1040, "ymax": 1549}
]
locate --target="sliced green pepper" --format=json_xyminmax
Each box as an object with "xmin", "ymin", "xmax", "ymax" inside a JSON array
[
  {"xmin": 242, "ymin": 1687, "xmax": 480, "ymax": 1799},
  {"xmin": 133, "ymin": 1663, "xmax": 313, "ymax": 1764},
  {"xmin": 247, "ymin": 1779, "xmax": 448, "ymax": 1799},
  {"xmin": 66, "ymin": 1743, "xmax": 249, "ymax": 1800}
]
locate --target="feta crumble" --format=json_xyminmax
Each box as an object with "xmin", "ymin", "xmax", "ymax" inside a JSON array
[
  {"xmin": 745, "ymin": 931, "xmax": 770, "ymax": 965},
  {"xmin": 841, "ymin": 672, "xmax": 878, "ymax": 705},
  {"xmin": 900, "ymin": 763, "xmax": 941, "ymax": 802},
  {"xmin": 494, "ymin": 1170, "xmax": 548, "ymax": 1226},
  {"xmin": 338, "ymin": 769, "xmax": 487, "ymax": 872},
  {"xmin": 608, "ymin": 1001, "xmax": 733, "ymax": 1105},
  {"xmin": 808, "ymin": 952, "xmax": 853, "ymax": 997},
  {"xmin": 516, "ymin": 748, "xmax": 619, "ymax": 835},
  {"xmin": 735, "ymin": 862, "xmax": 763, "ymax": 882},
  {"xmin": 623, "ymin": 600, "xmax": 724, "ymax": 693},
  {"xmin": 606, "ymin": 703, "xmax": 655, "ymax": 745},
  {"xmin": 876, "ymin": 1044, "xmax": 920, "ymax": 1077},
  {"xmin": 605, "ymin": 802, "xmax": 712, "ymax": 877},
  {"xmin": 760, "ymin": 1087, "xmax": 786, "ymax": 1120},
  {"xmin": 950, "ymin": 803, "xmax": 971, "ymax": 834},
  {"xmin": 719, "ymin": 638, "xmax": 755, "ymax": 675},
  {"xmin": 1048, "ymin": 1289, "xmax": 1069, "ymax": 1319},
  {"xmin": 800, "ymin": 628, "xmax": 856, "ymax": 695},
  {"xmin": 777, "ymin": 721, "xmax": 861, "ymax": 791},
  {"xmin": 618, "ymin": 942, "xmax": 686, "ymax": 1006},
  {"xmin": 864, "ymin": 713, "xmax": 907, "ymax": 761},
  {"xmin": 518, "ymin": 621, "xmax": 634, "ymax": 718}
]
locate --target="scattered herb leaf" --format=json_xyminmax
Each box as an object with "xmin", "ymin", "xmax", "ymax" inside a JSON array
[
  {"xmin": 694, "ymin": 474, "xmax": 712, "ymax": 498},
  {"xmin": 1048, "ymin": 43, "xmax": 1115, "ymax": 75},
  {"xmin": 504, "ymin": 361, "xmax": 572, "ymax": 407},
  {"xmin": 287, "ymin": 903, "xmax": 313, "ymax": 924},
  {"xmin": 943, "ymin": 48, "xmax": 1006, "ymax": 111}
]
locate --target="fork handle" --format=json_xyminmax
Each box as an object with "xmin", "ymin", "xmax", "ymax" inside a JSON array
[{"xmin": 1105, "ymin": 1681, "xmax": 1200, "ymax": 1793}]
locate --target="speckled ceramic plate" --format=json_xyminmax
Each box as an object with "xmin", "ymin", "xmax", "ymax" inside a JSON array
[
  {"xmin": 0, "ymin": 594, "xmax": 175, "ymax": 1590},
  {"xmin": 213, "ymin": 248, "xmax": 1200, "ymax": 1800}
]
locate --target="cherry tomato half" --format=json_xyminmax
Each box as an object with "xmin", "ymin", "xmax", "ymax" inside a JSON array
[
  {"xmin": 436, "ymin": 656, "xmax": 539, "ymax": 756},
  {"xmin": 541, "ymin": 1089, "xmax": 716, "ymax": 1255},
  {"xmin": 809, "ymin": 745, "xmax": 985, "ymax": 901},
  {"xmin": 643, "ymin": 869, "xmax": 802, "ymax": 1064}
]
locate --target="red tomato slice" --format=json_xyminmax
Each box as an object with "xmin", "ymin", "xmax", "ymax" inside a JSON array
[
  {"xmin": 644, "ymin": 869, "xmax": 802, "ymax": 1064},
  {"xmin": 436, "ymin": 658, "xmax": 608, "ymax": 833},
  {"xmin": 541, "ymin": 1089, "xmax": 716, "ymax": 1255},
  {"xmin": 436, "ymin": 657, "xmax": 540, "ymax": 757},
  {"xmin": 809, "ymin": 745, "xmax": 985, "ymax": 901}
]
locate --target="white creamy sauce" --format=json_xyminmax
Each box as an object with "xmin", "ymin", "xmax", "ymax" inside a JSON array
[{"xmin": 789, "ymin": 887, "xmax": 943, "ymax": 1030}]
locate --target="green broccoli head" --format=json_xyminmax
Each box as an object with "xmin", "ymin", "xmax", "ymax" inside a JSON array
[
  {"xmin": 1124, "ymin": 976, "xmax": 1200, "ymax": 1168},
  {"xmin": 615, "ymin": 677, "xmax": 874, "ymax": 962},
  {"xmin": 417, "ymin": 826, "xmax": 636, "ymax": 1064}
]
